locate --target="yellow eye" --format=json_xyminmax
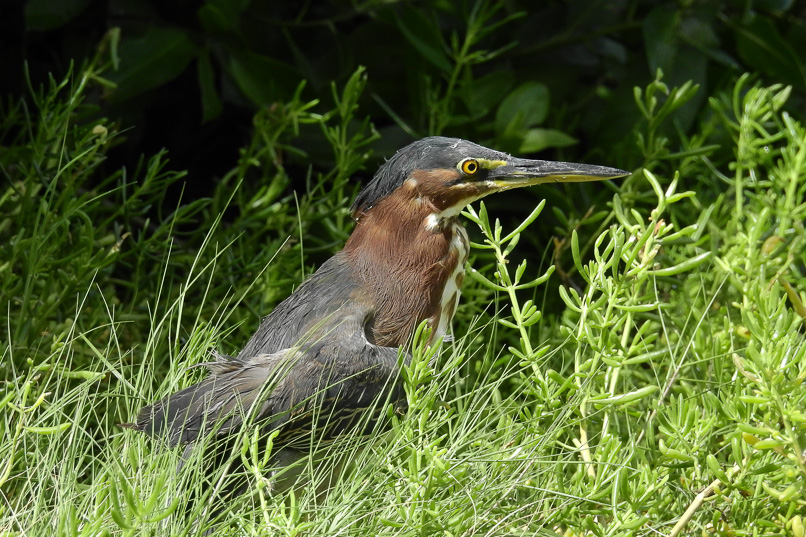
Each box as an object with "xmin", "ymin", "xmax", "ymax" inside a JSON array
[{"xmin": 460, "ymin": 158, "xmax": 479, "ymax": 175}]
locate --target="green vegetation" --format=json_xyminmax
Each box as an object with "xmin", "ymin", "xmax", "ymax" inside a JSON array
[{"xmin": 3, "ymin": 1, "xmax": 806, "ymax": 536}]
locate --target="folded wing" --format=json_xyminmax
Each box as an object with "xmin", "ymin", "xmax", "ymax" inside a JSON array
[{"xmin": 124, "ymin": 307, "xmax": 407, "ymax": 448}]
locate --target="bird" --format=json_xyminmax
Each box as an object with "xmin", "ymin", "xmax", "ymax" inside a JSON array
[{"xmin": 124, "ymin": 136, "xmax": 627, "ymax": 493}]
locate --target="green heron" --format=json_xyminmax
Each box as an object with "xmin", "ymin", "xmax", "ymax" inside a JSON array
[{"xmin": 126, "ymin": 136, "xmax": 627, "ymax": 483}]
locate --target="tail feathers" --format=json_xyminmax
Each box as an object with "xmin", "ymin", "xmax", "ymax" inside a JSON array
[{"xmin": 123, "ymin": 352, "xmax": 288, "ymax": 447}]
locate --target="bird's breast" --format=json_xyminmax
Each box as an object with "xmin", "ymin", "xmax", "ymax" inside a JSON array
[
  {"xmin": 344, "ymin": 193, "xmax": 471, "ymax": 348},
  {"xmin": 360, "ymin": 218, "xmax": 468, "ymax": 347},
  {"xmin": 430, "ymin": 221, "xmax": 468, "ymax": 342}
]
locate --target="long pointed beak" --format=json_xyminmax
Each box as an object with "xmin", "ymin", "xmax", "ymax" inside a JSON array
[{"xmin": 487, "ymin": 158, "xmax": 630, "ymax": 190}]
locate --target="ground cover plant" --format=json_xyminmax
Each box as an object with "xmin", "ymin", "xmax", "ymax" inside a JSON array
[{"xmin": 3, "ymin": 3, "xmax": 806, "ymax": 536}]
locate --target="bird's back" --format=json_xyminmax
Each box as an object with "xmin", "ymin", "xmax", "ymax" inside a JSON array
[
  {"xmin": 126, "ymin": 252, "xmax": 405, "ymax": 447},
  {"xmin": 237, "ymin": 253, "xmax": 367, "ymax": 359}
]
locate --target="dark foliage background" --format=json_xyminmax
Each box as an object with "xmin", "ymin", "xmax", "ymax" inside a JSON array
[{"xmin": 14, "ymin": 0, "xmax": 806, "ymax": 182}]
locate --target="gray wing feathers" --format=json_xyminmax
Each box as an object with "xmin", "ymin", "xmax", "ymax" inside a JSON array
[
  {"xmin": 126, "ymin": 352, "xmax": 293, "ymax": 446},
  {"xmin": 126, "ymin": 312, "xmax": 407, "ymax": 448}
]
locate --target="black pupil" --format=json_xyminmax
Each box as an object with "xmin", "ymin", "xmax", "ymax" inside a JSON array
[{"xmin": 466, "ymin": 161, "xmax": 476, "ymax": 172}]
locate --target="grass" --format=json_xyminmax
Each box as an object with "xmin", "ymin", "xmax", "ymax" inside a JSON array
[{"xmin": 1, "ymin": 48, "xmax": 805, "ymax": 537}]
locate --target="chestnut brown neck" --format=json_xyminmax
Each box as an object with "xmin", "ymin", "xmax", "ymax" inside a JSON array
[{"xmin": 342, "ymin": 180, "xmax": 466, "ymax": 347}]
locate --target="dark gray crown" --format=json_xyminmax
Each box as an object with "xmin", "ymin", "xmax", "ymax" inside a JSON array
[{"xmin": 351, "ymin": 137, "xmax": 511, "ymax": 215}]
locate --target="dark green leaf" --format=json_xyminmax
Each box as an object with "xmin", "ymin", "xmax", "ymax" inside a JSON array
[
  {"xmin": 753, "ymin": 0, "xmax": 795, "ymax": 11},
  {"xmin": 784, "ymin": 20, "xmax": 806, "ymax": 63},
  {"xmin": 458, "ymin": 71, "xmax": 515, "ymax": 119},
  {"xmin": 228, "ymin": 51, "xmax": 301, "ymax": 107},
  {"xmin": 25, "ymin": 0, "xmax": 93, "ymax": 31},
  {"xmin": 519, "ymin": 128, "xmax": 577, "ymax": 153},
  {"xmin": 197, "ymin": 5, "xmax": 233, "ymax": 35},
  {"xmin": 643, "ymin": 5, "xmax": 679, "ymax": 75},
  {"xmin": 642, "ymin": 7, "xmax": 707, "ymax": 129},
  {"xmin": 494, "ymin": 82, "xmax": 549, "ymax": 135},
  {"xmin": 679, "ymin": 14, "xmax": 719, "ymax": 50},
  {"xmin": 394, "ymin": 6, "xmax": 451, "ymax": 73},
  {"xmin": 735, "ymin": 16, "xmax": 806, "ymax": 89},
  {"xmin": 107, "ymin": 27, "xmax": 198, "ymax": 103},
  {"xmin": 197, "ymin": 52, "xmax": 222, "ymax": 122},
  {"xmin": 198, "ymin": 0, "xmax": 250, "ymax": 33}
]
